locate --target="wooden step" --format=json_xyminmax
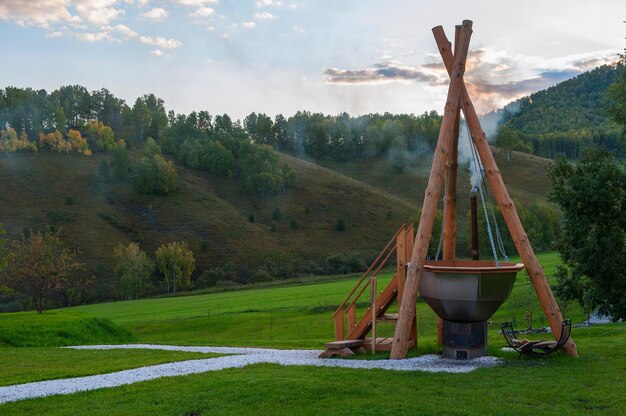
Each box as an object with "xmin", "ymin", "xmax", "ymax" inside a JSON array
[
  {"xmin": 320, "ymin": 339, "xmax": 366, "ymax": 358},
  {"xmin": 324, "ymin": 339, "xmax": 365, "ymax": 349},
  {"xmin": 376, "ymin": 313, "xmax": 398, "ymax": 322}
]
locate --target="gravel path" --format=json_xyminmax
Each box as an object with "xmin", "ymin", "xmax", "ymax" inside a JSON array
[{"xmin": 0, "ymin": 344, "xmax": 500, "ymax": 405}]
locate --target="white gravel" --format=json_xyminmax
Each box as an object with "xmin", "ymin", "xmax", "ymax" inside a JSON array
[{"xmin": 0, "ymin": 344, "xmax": 501, "ymax": 405}]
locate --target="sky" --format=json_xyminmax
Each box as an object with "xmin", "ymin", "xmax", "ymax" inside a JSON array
[{"xmin": 0, "ymin": 0, "xmax": 624, "ymax": 119}]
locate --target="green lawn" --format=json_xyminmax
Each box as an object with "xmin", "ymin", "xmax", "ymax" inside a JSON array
[
  {"xmin": 0, "ymin": 252, "xmax": 586, "ymax": 349},
  {"xmin": 2, "ymin": 324, "xmax": 624, "ymax": 416},
  {"xmin": 1, "ymin": 251, "xmax": 622, "ymax": 415},
  {"xmin": 0, "ymin": 348, "xmax": 218, "ymax": 386}
]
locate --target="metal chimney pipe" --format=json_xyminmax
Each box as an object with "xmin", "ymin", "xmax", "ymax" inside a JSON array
[{"xmin": 470, "ymin": 186, "xmax": 479, "ymax": 260}]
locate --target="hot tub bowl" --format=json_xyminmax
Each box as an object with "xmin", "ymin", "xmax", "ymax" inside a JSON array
[{"xmin": 419, "ymin": 260, "xmax": 524, "ymax": 322}]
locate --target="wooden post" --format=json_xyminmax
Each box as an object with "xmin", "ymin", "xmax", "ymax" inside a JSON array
[
  {"xmin": 405, "ymin": 225, "xmax": 418, "ymax": 350},
  {"xmin": 432, "ymin": 26, "xmax": 579, "ymax": 357},
  {"xmin": 396, "ymin": 227, "xmax": 407, "ymax": 306},
  {"xmin": 438, "ymin": 25, "xmax": 462, "ymax": 346},
  {"xmin": 390, "ymin": 20, "xmax": 473, "ymax": 359},
  {"xmin": 371, "ymin": 276, "xmax": 377, "ymax": 354}
]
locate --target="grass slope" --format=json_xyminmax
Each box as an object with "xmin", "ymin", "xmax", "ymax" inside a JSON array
[
  {"xmin": 0, "ymin": 151, "xmax": 416, "ymax": 280},
  {"xmin": 318, "ymin": 147, "xmax": 553, "ymax": 214}
]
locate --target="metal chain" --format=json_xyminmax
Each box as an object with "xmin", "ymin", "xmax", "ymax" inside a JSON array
[
  {"xmin": 477, "ymin": 183, "xmax": 500, "ymax": 267},
  {"xmin": 434, "ymin": 163, "xmax": 452, "ymax": 260},
  {"xmin": 459, "ymin": 98, "xmax": 501, "ymax": 267}
]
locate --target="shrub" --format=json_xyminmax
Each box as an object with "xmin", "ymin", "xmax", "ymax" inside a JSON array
[
  {"xmin": 289, "ymin": 219, "xmax": 298, "ymax": 230},
  {"xmin": 335, "ymin": 218, "xmax": 347, "ymax": 231},
  {"xmin": 135, "ymin": 152, "xmax": 180, "ymax": 195},
  {"xmin": 272, "ymin": 208, "xmax": 282, "ymax": 221}
]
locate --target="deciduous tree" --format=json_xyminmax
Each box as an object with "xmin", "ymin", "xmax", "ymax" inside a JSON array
[
  {"xmin": 3, "ymin": 230, "xmax": 85, "ymax": 313},
  {"xmin": 548, "ymin": 148, "xmax": 626, "ymax": 320},
  {"xmin": 114, "ymin": 242, "xmax": 154, "ymax": 300},
  {"xmin": 155, "ymin": 242, "xmax": 195, "ymax": 294}
]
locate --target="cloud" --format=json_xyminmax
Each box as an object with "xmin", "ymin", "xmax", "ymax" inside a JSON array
[
  {"xmin": 142, "ymin": 7, "xmax": 168, "ymax": 22},
  {"xmin": 324, "ymin": 61, "xmax": 443, "ymax": 85},
  {"xmin": 111, "ymin": 23, "xmax": 138, "ymax": 38},
  {"xmin": 256, "ymin": 0, "xmax": 283, "ymax": 7},
  {"xmin": 292, "ymin": 25, "xmax": 305, "ymax": 34},
  {"xmin": 75, "ymin": 30, "xmax": 114, "ymax": 42},
  {"xmin": 151, "ymin": 49, "xmax": 163, "ymax": 56},
  {"xmin": 138, "ymin": 35, "xmax": 182, "ymax": 48},
  {"xmin": 325, "ymin": 48, "xmax": 618, "ymax": 113},
  {"xmin": 242, "ymin": 21, "xmax": 256, "ymax": 29},
  {"xmin": 0, "ymin": 0, "xmax": 80, "ymax": 29},
  {"xmin": 175, "ymin": 0, "xmax": 218, "ymax": 6},
  {"xmin": 190, "ymin": 7, "xmax": 215, "ymax": 17},
  {"xmin": 255, "ymin": 12, "xmax": 277, "ymax": 20},
  {"xmin": 74, "ymin": 0, "xmax": 125, "ymax": 26}
]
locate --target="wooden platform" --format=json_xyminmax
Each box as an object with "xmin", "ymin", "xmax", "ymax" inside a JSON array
[{"xmin": 319, "ymin": 339, "xmax": 366, "ymax": 358}]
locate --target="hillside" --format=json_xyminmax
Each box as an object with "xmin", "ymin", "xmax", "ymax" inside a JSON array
[
  {"xmin": 0, "ymin": 151, "xmax": 418, "ymax": 294},
  {"xmin": 487, "ymin": 63, "xmax": 626, "ymax": 158},
  {"xmin": 317, "ymin": 146, "xmax": 553, "ymax": 223}
]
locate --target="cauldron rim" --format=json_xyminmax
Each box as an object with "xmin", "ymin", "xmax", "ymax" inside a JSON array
[{"xmin": 423, "ymin": 259, "xmax": 524, "ymax": 274}]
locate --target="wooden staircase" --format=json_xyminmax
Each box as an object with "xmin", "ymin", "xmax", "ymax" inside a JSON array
[{"xmin": 321, "ymin": 224, "xmax": 418, "ymax": 357}]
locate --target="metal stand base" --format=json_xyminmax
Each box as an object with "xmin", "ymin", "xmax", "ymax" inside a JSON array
[{"xmin": 442, "ymin": 320, "xmax": 488, "ymax": 359}]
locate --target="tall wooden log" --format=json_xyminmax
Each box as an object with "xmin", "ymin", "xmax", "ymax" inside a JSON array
[
  {"xmin": 438, "ymin": 24, "xmax": 462, "ymax": 346},
  {"xmin": 390, "ymin": 20, "xmax": 473, "ymax": 359},
  {"xmin": 432, "ymin": 26, "xmax": 579, "ymax": 357}
]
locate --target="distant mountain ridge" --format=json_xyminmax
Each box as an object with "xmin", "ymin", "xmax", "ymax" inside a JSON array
[{"xmin": 484, "ymin": 62, "xmax": 625, "ymax": 158}]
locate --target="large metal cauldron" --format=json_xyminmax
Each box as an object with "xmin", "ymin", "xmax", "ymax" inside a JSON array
[{"xmin": 419, "ymin": 260, "xmax": 524, "ymax": 322}]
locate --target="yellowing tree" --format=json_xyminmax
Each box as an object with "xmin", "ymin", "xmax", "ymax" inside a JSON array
[
  {"xmin": 0, "ymin": 128, "xmax": 37, "ymax": 152},
  {"xmin": 85, "ymin": 120, "xmax": 116, "ymax": 151},
  {"xmin": 66, "ymin": 129, "xmax": 91, "ymax": 156},
  {"xmin": 114, "ymin": 242, "xmax": 154, "ymax": 300},
  {"xmin": 155, "ymin": 242, "xmax": 195, "ymax": 294}
]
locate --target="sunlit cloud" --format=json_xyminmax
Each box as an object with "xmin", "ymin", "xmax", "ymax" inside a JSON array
[
  {"xmin": 255, "ymin": 12, "xmax": 277, "ymax": 20},
  {"xmin": 242, "ymin": 21, "xmax": 256, "ymax": 29},
  {"xmin": 174, "ymin": 0, "xmax": 218, "ymax": 6},
  {"xmin": 324, "ymin": 48, "xmax": 619, "ymax": 113},
  {"xmin": 151, "ymin": 49, "xmax": 163, "ymax": 56},
  {"xmin": 0, "ymin": 0, "xmax": 80, "ymax": 29},
  {"xmin": 74, "ymin": 0, "xmax": 125, "ymax": 26},
  {"xmin": 142, "ymin": 7, "xmax": 168, "ymax": 22},
  {"xmin": 256, "ymin": 0, "xmax": 283, "ymax": 7},
  {"xmin": 190, "ymin": 7, "xmax": 215, "ymax": 17}
]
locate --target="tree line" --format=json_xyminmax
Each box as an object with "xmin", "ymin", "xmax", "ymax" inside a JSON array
[{"xmin": 492, "ymin": 63, "xmax": 626, "ymax": 159}]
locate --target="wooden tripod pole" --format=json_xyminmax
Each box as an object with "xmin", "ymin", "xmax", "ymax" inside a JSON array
[
  {"xmin": 432, "ymin": 26, "xmax": 579, "ymax": 357},
  {"xmin": 390, "ymin": 20, "xmax": 473, "ymax": 359},
  {"xmin": 438, "ymin": 25, "xmax": 462, "ymax": 346}
]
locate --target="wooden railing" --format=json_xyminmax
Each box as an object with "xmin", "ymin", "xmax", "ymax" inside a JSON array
[{"xmin": 332, "ymin": 224, "xmax": 406, "ymax": 341}]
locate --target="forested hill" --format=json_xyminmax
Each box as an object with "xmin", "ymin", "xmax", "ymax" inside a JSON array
[{"xmin": 489, "ymin": 63, "xmax": 625, "ymax": 158}]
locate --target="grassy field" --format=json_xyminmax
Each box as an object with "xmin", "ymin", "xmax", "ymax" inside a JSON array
[
  {"xmin": 0, "ymin": 348, "xmax": 217, "ymax": 386},
  {"xmin": 1, "ymin": 325, "xmax": 624, "ymax": 415},
  {"xmin": 1, "ymin": 251, "xmax": 623, "ymax": 415}
]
